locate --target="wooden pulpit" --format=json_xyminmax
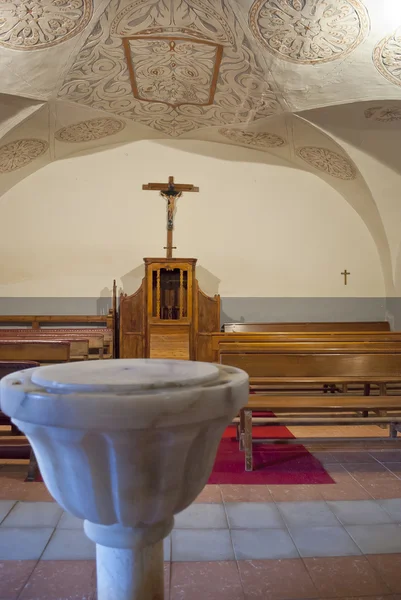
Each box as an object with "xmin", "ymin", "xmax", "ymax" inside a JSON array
[{"xmin": 119, "ymin": 258, "xmax": 220, "ymax": 359}]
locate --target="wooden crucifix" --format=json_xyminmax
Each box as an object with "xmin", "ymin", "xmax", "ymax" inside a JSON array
[
  {"xmin": 142, "ymin": 176, "xmax": 199, "ymax": 258},
  {"xmin": 341, "ymin": 269, "xmax": 350, "ymax": 285}
]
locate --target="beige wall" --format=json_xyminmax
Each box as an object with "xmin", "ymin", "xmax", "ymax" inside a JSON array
[{"xmin": 0, "ymin": 140, "xmax": 385, "ymax": 299}]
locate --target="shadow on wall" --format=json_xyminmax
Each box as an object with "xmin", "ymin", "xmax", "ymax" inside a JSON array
[
  {"xmin": 196, "ymin": 266, "xmax": 221, "ymax": 297},
  {"xmin": 96, "ymin": 286, "xmax": 112, "ymax": 315},
  {"xmin": 120, "ymin": 264, "xmax": 146, "ymax": 296},
  {"xmin": 386, "ymin": 242, "xmax": 401, "ymax": 330}
]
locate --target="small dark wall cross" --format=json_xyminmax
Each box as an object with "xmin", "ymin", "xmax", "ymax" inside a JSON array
[{"xmin": 341, "ymin": 269, "xmax": 350, "ymax": 285}]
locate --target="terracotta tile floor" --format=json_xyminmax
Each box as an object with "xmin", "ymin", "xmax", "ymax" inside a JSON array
[{"xmin": 2, "ymin": 443, "xmax": 401, "ymax": 599}]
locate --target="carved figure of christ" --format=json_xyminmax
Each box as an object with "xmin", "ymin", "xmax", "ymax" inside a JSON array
[{"xmin": 142, "ymin": 176, "xmax": 199, "ymax": 258}]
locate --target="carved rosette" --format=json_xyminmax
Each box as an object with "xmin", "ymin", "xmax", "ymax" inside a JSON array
[
  {"xmin": 364, "ymin": 106, "xmax": 401, "ymax": 122},
  {"xmin": 55, "ymin": 117, "xmax": 126, "ymax": 142},
  {"xmin": 296, "ymin": 146, "xmax": 357, "ymax": 180},
  {"xmin": 219, "ymin": 127, "xmax": 286, "ymax": 149},
  {"xmin": 249, "ymin": 0, "xmax": 369, "ymax": 64},
  {"xmin": 373, "ymin": 29, "xmax": 401, "ymax": 88},
  {"xmin": 0, "ymin": 139, "xmax": 48, "ymax": 174},
  {"xmin": 0, "ymin": 0, "xmax": 93, "ymax": 50}
]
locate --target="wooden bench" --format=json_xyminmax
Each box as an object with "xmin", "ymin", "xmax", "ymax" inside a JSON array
[
  {"xmin": 0, "ymin": 361, "xmax": 41, "ymax": 481},
  {"xmin": 218, "ymin": 343, "xmax": 401, "ymax": 470},
  {"xmin": 223, "ymin": 321, "xmax": 391, "ymax": 332},
  {"xmin": 240, "ymin": 394, "xmax": 401, "ymax": 470},
  {"xmin": 0, "ymin": 328, "xmax": 108, "ymax": 359},
  {"xmin": 0, "ymin": 314, "xmax": 114, "ymax": 357},
  {"xmin": 198, "ymin": 331, "xmax": 401, "ymax": 363},
  {"xmin": 0, "ymin": 340, "xmax": 70, "ymax": 363},
  {"xmin": 0, "ymin": 331, "xmax": 89, "ymax": 361}
]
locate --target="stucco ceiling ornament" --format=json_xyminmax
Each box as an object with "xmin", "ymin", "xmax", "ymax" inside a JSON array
[
  {"xmin": 58, "ymin": 0, "xmax": 281, "ymax": 137},
  {"xmin": 219, "ymin": 127, "xmax": 286, "ymax": 148},
  {"xmin": 123, "ymin": 37, "xmax": 223, "ymax": 109},
  {"xmin": 373, "ymin": 28, "xmax": 401, "ymax": 88},
  {"xmin": 0, "ymin": 139, "xmax": 48, "ymax": 173},
  {"xmin": 249, "ymin": 0, "xmax": 369, "ymax": 65},
  {"xmin": 296, "ymin": 146, "xmax": 356, "ymax": 180},
  {"xmin": 0, "ymin": 0, "xmax": 93, "ymax": 50},
  {"xmin": 364, "ymin": 106, "xmax": 401, "ymax": 122},
  {"xmin": 55, "ymin": 117, "xmax": 125, "ymax": 142}
]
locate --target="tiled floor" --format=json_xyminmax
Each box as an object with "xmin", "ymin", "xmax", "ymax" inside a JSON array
[{"xmin": 3, "ymin": 448, "xmax": 401, "ymax": 598}]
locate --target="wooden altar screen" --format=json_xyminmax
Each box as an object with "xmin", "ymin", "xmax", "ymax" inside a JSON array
[{"xmin": 119, "ymin": 258, "xmax": 220, "ymax": 359}]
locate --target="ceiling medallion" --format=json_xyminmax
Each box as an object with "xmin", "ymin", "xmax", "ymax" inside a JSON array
[
  {"xmin": 364, "ymin": 106, "xmax": 401, "ymax": 122},
  {"xmin": 0, "ymin": 139, "xmax": 48, "ymax": 173},
  {"xmin": 123, "ymin": 37, "xmax": 223, "ymax": 109},
  {"xmin": 0, "ymin": 0, "xmax": 93, "ymax": 50},
  {"xmin": 219, "ymin": 128, "xmax": 286, "ymax": 149},
  {"xmin": 55, "ymin": 117, "xmax": 126, "ymax": 143},
  {"xmin": 296, "ymin": 146, "xmax": 356, "ymax": 180},
  {"xmin": 373, "ymin": 29, "xmax": 401, "ymax": 88},
  {"xmin": 249, "ymin": 0, "xmax": 369, "ymax": 65}
]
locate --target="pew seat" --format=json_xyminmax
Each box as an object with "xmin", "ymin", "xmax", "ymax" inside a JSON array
[{"xmin": 240, "ymin": 394, "xmax": 401, "ymax": 471}]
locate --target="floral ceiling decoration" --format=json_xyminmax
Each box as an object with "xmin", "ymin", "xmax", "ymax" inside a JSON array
[
  {"xmin": 249, "ymin": 0, "xmax": 369, "ymax": 65},
  {"xmin": 123, "ymin": 37, "xmax": 223, "ymax": 109},
  {"xmin": 373, "ymin": 28, "xmax": 401, "ymax": 88},
  {"xmin": 364, "ymin": 106, "xmax": 401, "ymax": 122},
  {"xmin": 219, "ymin": 128, "xmax": 286, "ymax": 149},
  {"xmin": 0, "ymin": 0, "xmax": 93, "ymax": 50},
  {"xmin": 55, "ymin": 117, "xmax": 126, "ymax": 142},
  {"xmin": 0, "ymin": 139, "xmax": 48, "ymax": 173},
  {"xmin": 296, "ymin": 146, "xmax": 357, "ymax": 180}
]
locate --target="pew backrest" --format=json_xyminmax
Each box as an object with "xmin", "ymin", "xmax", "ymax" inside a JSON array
[
  {"xmin": 218, "ymin": 342, "xmax": 401, "ymax": 381},
  {"xmin": 198, "ymin": 332, "xmax": 401, "ymax": 362},
  {"xmin": 223, "ymin": 322, "xmax": 391, "ymax": 333},
  {"xmin": 0, "ymin": 329, "xmax": 105, "ymax": 351},
  {"xmin": 0, "ymin": 340, "xmax": 70, "ymax": 363}
]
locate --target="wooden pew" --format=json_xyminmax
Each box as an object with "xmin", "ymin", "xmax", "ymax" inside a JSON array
[
  {"xmin": 0, "ymin": 340, "xmax": 70, "ymax": 363},
  {"xmin": 198, "ymin": 331, "xmax": 401, "ymax": 363},
  {"xmin": 0, "ymin": 329, "xmax": 104, "ymax": 359},
  {"xmin": 39, "ymin": 329, "xmax": 109, "ymax": 358},
  {"xmin": 0, "ymin": 314, "xmax": 114, "ymax": 357},
  {"xmin": 218, "ymin": 343, "xmax": 401, "ymax": 470},
  {"xmin": 0, "ymin": 361, "xmax": 41, "ymax": 481},
  {"xmin": 0, "ymin": 331, "xmax": 89, "ymax": 361},
  {"xmin": 223, "ymin": 321, "xmax": 391, "ymax": 333}
]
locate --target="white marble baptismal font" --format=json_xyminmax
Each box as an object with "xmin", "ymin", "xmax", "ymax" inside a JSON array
[{"xmin": 0, "ymin": 359, "xmax": 248, "ymax": 600}]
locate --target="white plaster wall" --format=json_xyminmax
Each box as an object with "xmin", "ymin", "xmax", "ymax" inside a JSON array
[{"xmin": 0, "ymin": 140, "xmax": 385, "ymax": 298}]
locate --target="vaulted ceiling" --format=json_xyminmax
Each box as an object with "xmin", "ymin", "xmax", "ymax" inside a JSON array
[{"xmin": 1, "ymin": 0, "xmax": 400, "ymax": 168}]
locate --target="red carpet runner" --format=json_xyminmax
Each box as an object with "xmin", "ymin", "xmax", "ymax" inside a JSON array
[{"xmin": 208, "ymin": 423, "xmax": 334, "ymax": 485}]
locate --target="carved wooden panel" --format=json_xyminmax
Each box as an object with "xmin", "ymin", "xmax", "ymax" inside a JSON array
[
  {"xmin": 196, "ymin": 333, "xmax": 213, "ymax": 362},
  {"xmin": 197, "ymin": 286, "xmax": 220, "ymax": 334},
  {"xmin": 119, "ymin": 280, "xmax": 146, "ymax": 358},
  {"xmin": 120, "ymin": 333, "xmax": 144, "ymax": 359},
  {"xmin": 149, "ymin": 325, "xmax": 190, "ymax": 360}
]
